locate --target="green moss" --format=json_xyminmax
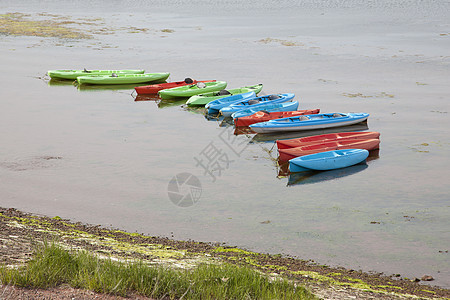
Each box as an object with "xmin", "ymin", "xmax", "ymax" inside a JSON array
[
  {"xmin": 213, "ymin": 247, "xmax": 253, "ymax": 255},
  {"xmin": 264, "ymin": 264, "xmax": 288, "ymax": 271},
  {"xmin": 0, "ymin": 12, "xmax": 92, "ymax": 39},
  {"xmin": 377, "ymin": 285, "xmax": 402, "ymax": 290}
]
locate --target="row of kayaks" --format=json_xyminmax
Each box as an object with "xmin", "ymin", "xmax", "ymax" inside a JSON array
[{"xmin": 47, "ymin": 68, "xmax": 379, "ymax": 173}]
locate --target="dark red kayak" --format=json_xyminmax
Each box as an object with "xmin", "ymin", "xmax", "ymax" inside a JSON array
[
  {"xmin": 276, "ymin": 131, "xmax": 380, "ymax": 149},
  {"xmin": 278, "ymin": 138, "xmax": 380, "ymax": 161},
  {"xmin": 135, "ymin": 78, "xmax": 216, "ymax": 94},
  {"xmin": 234, "ymin": 109, "xmax": 320, "ymax": 127}
]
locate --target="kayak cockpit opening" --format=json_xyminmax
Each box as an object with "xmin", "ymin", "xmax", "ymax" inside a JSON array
[
  {"xmin": 268, "ymin": 94, "xmax": 280, "ymax": 100},
  {"xmin": 184, "ymin": 78, "xmax": 194, "ymax": 84},
  {"xmin": 217, "ymin": 89, "xmax": 231, "ymax": 96},
  {"xmin": 248, "ymin": 99, "xmax": 260, "ymax": 105}
]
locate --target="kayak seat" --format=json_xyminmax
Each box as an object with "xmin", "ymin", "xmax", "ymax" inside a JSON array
[
  {"xmin": 111, "ymin": 73, "xmax": 118, "ymax": 77},
  {"xmin": 268, "ymin": 94, "xmax": 280, "ymax": 100},
  {"xmin": 299, "ymin": 116, "xmax": 309, "ymax": 121},
  {"xmin": 333, "ymin": 113, "xmax": 343, "ymax": 118},
  {"xmin": 248, "ymin": 99, "xmax": 260, "ymax": 105}
]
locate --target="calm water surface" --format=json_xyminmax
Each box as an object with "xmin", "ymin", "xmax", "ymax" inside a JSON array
[{"xmin": 1, "ymin": 0, "xmax": 449, "ymax": 288}]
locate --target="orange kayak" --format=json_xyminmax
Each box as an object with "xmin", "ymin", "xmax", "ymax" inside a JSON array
[
  {"xmin": 276, "ymin": 131, "xmax": 380, "ymax": 149},
  {"xmin": 278, "ymin": 138, "xmax": 380, "ymax": 161},
  {"xmin": 135, "ymin": 79, "xmax": 216, "ymax": 94},
  {"xmin": 234, "ymin": 109, "xmax": 320, "ymax": 127}
]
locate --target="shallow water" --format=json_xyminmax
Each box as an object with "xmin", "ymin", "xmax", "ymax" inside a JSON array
[{"xmin": 1, "ymin": 0, "xmax": 449, "ymax": 288}]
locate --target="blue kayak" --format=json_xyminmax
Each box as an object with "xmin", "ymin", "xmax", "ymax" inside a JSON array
[
  {"xmin": 249, "ymin": 112, "xmax": 369, "ymax": 133},
  {"xmin": 289, "ymin": 149, "xmax": 369, "ymax": 172},
  {"xmin": 205, "ymin": 92, "xmax": 257, "ymax": 114},
  {"xmin": 231, "ymin": 101, "xmax": 299, "ymax": 119},
  {"xmin": 220, "ymin": 93, "xmax": 295, "ymax": 117}
]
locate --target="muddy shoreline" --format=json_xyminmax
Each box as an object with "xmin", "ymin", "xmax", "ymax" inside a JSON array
[{"xmin": 1, "ymin": 207, "xmax": 448, "ymax": 299}]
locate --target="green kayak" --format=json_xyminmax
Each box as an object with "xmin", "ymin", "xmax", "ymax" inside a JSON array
[
  {"xmin": 158, "ymin": 81, "xmax": 227, "ymax": 100},
  {"xmin": 77, "ymin": 73, "xmax": 170, "ymax": 85},
  {"xmin": 47, "ymin": 69, "xmax": 145, "ymax": 80},
  {"xmin": 186, "ymin": 84, "xmax": 263, "ymax": 106}
]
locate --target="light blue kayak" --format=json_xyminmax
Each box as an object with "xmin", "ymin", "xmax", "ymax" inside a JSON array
[
  {"xmin": 249, "ymin": 113, "xmax": 369, "ymax": 133},
  {"xmin": 220, "ymin": 93, "xmax": 295, "ymax": 117},
  {"xmin": 231, "ymin": 101, "xmax": 299, "ymax": 119},
  {"xmin": 206, "ymin": 92, "xmax": 257, "ymax": 114},
  {"xmin": 289, "ymin": 149, "xmax": 369, "ymax": 172}
]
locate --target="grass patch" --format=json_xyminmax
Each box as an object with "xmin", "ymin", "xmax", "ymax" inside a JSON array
[{"xmin": 0, "ymin": 242, "xmax": 316, "ymax": 299}]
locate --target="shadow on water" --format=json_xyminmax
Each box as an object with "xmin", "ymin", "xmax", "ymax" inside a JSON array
[{"xmin": 286, "ymin": 162, "xmax": 369, "ymax": 186}]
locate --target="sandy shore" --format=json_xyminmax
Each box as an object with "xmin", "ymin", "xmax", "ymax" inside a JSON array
[{"xmin": 1, "ymin": 207, "xmax": 449, "ymax": 299}]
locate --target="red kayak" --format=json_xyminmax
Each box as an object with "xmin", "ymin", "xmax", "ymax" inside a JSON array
[
  {"xmin": 278, "ymin": 138, "xmax": 380, "ymax": 161},
  {"xmin": 234, "ymin": 109, "xmax": 320, "ymax": 127},
  {"xmin": 276, "ymin": 131, "xmax": 380, "ymax": 149},
  {"xmin": 135, "ymin": 79, "xmax": 216, "ymax": 95}
]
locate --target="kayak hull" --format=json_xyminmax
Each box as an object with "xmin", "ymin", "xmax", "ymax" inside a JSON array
[
  {"xmin": 278, "ymin": 138, "xmax": 379, "ymax": 161},
  {"xmin": 206, "ymin": 92, "xmax": 257, "ymax": 114},
  {"xmin": 77, "ymin": 73, "xmax": 170, "ymax": 85},
  {"xmin": 234, "ymin": 108, "xmax": 320, "ymax": 127},
  {"xmin": 277, "ymin": 131, "xmax": 380, "ymax": 149},
  {"xmin": 135, "ymin": 80, "xmax": 216, "ymax": 95},
  {"xmin": 158, "ymin": 81, "xmax": 227, "ymax": 99},
  {"xmin": 231, "ymin": 101, "xmax": 302, "ymax": 120},
  {"xmin": 289, "ymin": 149, "xmax": 369, "ymax": 172},
  {"xmin": 220, "ymin": 93, "xmax": 295, "ymax": 117},
  {"xmin": 48, "ymin": 69, "xmax": 145, "ymax": 80},
  {"xmin": 186, "ymin": 84, "xmax": 263, "ymax": 106},
  {"xmin": 250, "ymin": 113, "xmax": 369, "ymax": 133}
]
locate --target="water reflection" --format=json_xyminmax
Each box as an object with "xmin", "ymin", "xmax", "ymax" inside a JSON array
[
  {"xmin": 134, "ymin": 95, "xmax": 160, "ymax": 102},
  {"xmin": 234, "ymin": 126, "xmax": 255, "ymax": 135},
  {"xmin": 287, "ymin": 163, "xmax": 369, "ymax": 186},
  {"xmin": 183, "ymin": 105, "xmax": 207, "ymax": 115},
  {"xmin": 134, "ymin": 95, "xmax": 190, "ymax": 108},
  {"xmin": 77, "ymin": 83, "xmax": 143, "ymax": 92},
  {"xmin": 48, "ymin": 78, "xmax": 76, "ymax": 86}
]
